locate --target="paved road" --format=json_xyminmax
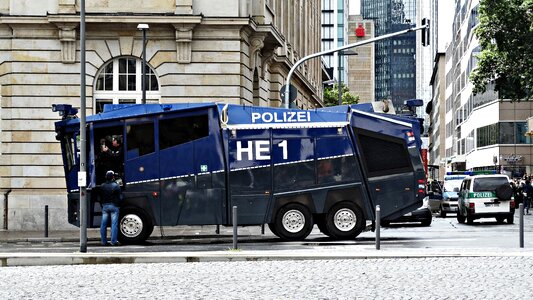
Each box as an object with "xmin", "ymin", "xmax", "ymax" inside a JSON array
[
  {"xmin": 1, "ymin": 257, "xmax": 532, "ymax": 299},
  {"xmin": 1, "ymin": 214, "xmax": 531, "ymax": 253}
]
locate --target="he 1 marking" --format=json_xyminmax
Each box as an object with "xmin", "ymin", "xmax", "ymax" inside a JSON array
[{"xmin": 236, "ymin": 140, "xmax": 288, "ymax": 161}]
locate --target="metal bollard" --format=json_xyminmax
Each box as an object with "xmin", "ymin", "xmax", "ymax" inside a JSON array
[
  {"xmin": 261, "ymin": 223, "xmax": 265, "ymax": 235},
  {"xmin": 519, "ymin": 203, "xmax": 524, "ymax": 248},
  {"xmin": 216, "ymin": 224, "xmax": 220, "ymax": 235},
  {"xmin": 375, "ymin": 205, "xmax": 380, "ymax": 250},
  {"xmin": 44, "ymin": 205, "xmax": 49, "ymax": 238},
  {"xmin": 232, "ymin": 206, "xmax": 238, "ymax": 249}
]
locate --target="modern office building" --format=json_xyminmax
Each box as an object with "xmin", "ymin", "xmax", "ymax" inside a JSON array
[
  {"xmin": 0, "ymin": 0, "xmax": 323, "ymax": 230},
  {"xmin": 321, "ymin": 0, "xmax": 350, "ymax": 87},
  {"xmin": 361, "ymin": 0, "xmax": 417, "ymax": 109},
  {"xmin": 437, "ymin": 0, "xmax": 533, "ymax": 179},
  {"xmin": 428, "ymin": 52, "xmax": 446, "ymax": 180}
]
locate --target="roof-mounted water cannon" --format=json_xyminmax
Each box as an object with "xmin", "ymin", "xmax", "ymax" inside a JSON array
[
  {"xmin": 401, "ymin": 99, "xmax": 423, "ymax": 117},
  {"xmin": 401, "ymin": 99, "xmax": 424, "ymax": 135},
  {"xmin": 52, "ymin": 104, "xmax": 78, "ymax": 120}
]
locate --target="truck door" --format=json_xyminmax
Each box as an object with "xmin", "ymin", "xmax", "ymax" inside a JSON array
[
  {"xmin": 354, "ymin": 129, "xmax": 417, "ymax": 218},
  {"xmin": 228, "ymin": 130, "xmax": 272, "ymax": 225},
  {"xmin": 124, "ymin": 117, "xmax": 160, "ymax": 223},
  {"xmin": 157, "ymin": 111, "xmax": 225, "ymax": 225}
]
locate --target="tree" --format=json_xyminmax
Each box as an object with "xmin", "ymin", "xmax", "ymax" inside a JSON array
[
  {"xmin": 323, "ymin": 83, "xmax": 360, "ymax": 107},
  {"xmin": 470, "ymin": 0, "xmax": 533, "ymax": 100}
]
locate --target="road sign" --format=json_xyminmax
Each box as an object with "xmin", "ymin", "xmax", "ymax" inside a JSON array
[{"xmin": 280, "ymin": 84, "xmax": 297, "ymax": 103}]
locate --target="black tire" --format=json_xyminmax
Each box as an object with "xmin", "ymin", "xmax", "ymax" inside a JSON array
[
  {"xmin": 496, "ymin": 216, "xmax": 505, "ymax": 224},
  {"xmin": 315, "ymin": 216, "xmax": 332, "ymax": 237},
  {"xmin": 440, "ymin": 207, "xmax": 446, "ymax": 218},
  {"xmin": 495, "ymin": 184, "xmax": 513, "ymax": 200},
  {"xmin": 267, "ymin": 223, "xmax": 279, "ymax": 236},
  {"xmin": 324, "ymin": 201, "xmax": 365, "ymax": 240},
  {"xmin": 118, "ymin": 208, "xmax": 154, "ymax": 244},
  {"xmin": 457, "ymin": 213, "xmax": 465, "ymax": 224},
  {"xmin": 421, "ymin": 218, "xmax": 432, "ymax": 226},
  {"xmin": 273, "ymin": 203, "xmax": 313, "ymax": 241},
  {"xmin": 380, "ymin": 220, "xmax": 390, "ymax": 227},
  {"xmin": 467, "ymin": 216, "xmax": 475, "ymax": 224},
  {"xmin": 507, "ymin": 215, "xmax": 514, "ymax": 224}
]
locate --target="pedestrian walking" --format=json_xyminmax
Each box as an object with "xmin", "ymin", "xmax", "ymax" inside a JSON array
[
  {"xmin": 522, "ymin": 179, "xmax": 532, "ymax": 215},
  {"xmin": 98, "ymin": 170, "xmax": 123, "ymax": 246}
]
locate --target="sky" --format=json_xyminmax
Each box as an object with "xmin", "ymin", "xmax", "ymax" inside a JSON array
[{"xmin": 348, "ymin": 0, "xmax": 454, "ymax": 50}]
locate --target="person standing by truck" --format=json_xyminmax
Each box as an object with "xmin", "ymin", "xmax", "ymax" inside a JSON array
[{"xmin": 98, "ymin": 170, "xmax": 123, "ymax": 246}]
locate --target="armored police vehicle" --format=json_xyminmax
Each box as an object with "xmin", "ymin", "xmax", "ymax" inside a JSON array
[{"xmin": 53, "ymin": 103, "xmax": 426, "ymax": 243}]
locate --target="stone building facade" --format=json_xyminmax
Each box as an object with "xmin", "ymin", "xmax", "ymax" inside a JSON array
[{"xmin": 0, "ymin": 0, "xmax": 323, "ymax": 230}]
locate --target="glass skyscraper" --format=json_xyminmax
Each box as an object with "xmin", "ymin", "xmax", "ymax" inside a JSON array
[
  {"xmin": 361, "ymin": 0, "xmax": 417, "ymax": 108},
  {"xmin": 321, "ymin": 0, "xmax": 349, "ymax": 83}
]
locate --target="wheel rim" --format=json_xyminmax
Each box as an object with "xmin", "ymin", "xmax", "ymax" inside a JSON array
[
  {"xmin": 120, "ymin": 214, "xmax": 144, "ymax": 238},
  {"xmin": 282, "ymin": 209, "xmax": 306, "ymax": 233},
  {"xmin": 333, "ymin": 208, "xmax": 356, "ymax": 232}
]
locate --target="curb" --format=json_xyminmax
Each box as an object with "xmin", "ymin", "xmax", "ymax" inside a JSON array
[{"xmin": 2, "ymin": 249, "xmax": 533, "ymax": 267}]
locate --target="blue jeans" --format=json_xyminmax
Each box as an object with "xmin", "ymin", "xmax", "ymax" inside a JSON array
[{"xmin": 100, "ymin": 203, "xmax": 120, "ymax": 245}]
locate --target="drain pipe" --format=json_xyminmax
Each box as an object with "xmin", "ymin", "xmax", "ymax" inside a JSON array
[{"xmin": 3, "ymin": 189, "xmax": 11, "ymax": 230}]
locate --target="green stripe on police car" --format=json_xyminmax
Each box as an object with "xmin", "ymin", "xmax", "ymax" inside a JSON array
[{"xmin": 467, "ymin": 192, "xmax": 495, "ymax": 198}]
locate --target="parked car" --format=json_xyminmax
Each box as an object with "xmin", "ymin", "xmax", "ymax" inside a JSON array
[
  {"xmin": 440, "ymin": 173, "xmax": 467, "ymax": 217},
  {"xmin": 457, "ymin": 174, "xmax": 515, "ymax": 224},
  {"xmin": 382, "ymin": 197, "xmax": 432, "ymax": 227}
]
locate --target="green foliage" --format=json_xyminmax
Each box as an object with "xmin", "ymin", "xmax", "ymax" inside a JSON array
[
  {"xmin": 470, "ymin": 0, "xmax": 533, "ymax": 100},
  {"xmin": 323, "ymin": 83, "xmax": 360, "ymax": 107}
]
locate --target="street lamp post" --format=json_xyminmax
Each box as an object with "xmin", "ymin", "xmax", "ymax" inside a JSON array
[
  {"xmin": 337, "ymin": 50, "xmax": 357, "ymax": 105},
  {"xmin": 137, "ymin": 24, "xmax": 149, "ymax": 104}
]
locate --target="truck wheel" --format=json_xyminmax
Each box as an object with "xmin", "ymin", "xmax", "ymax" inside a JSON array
[
  {"xmin": 325, "ymin": 202, "xmax": 364, "ymax": 240},
  {"xmin": 467, "ymin": 216, "xmax": 474, "ymax": 224},
  {"xmin": 273, "ymin": 203, "xmax": 313, "ymax": 241},
  {"xmin": 440, "ymin": 206, "xmax": 446, "ymax": 218},
  {"xmin": 118, "ymin": 208, "xmax": 154, "ymax": 244},
  {"xmin": 496, "ymin": 216, "xmax": 505, "ymax": 224},
  {"xmin": 421, "ymin": 218, "xmax": 432, "ymax": 226},
  {"xmin": 267, "ymin": 223, "xmax": 278, "ymax": 236}
]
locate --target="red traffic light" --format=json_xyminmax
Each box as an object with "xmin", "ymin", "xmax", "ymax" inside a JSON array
[{"xmin": 355, "ymin": 24, "xmax": 365, "ymax": 37}]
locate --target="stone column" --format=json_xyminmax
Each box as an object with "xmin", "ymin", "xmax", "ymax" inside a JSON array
[
  {"xmin": 175, "ymin": 0, "xmax": 193, "ymax": 14},
  {"xmin": 56, "ymin": 23, "xmax": 78, "ymax": 63},
  {"xmin": 173, "ymin": 24, "xmax": 195, "ymax": 63},
  {"xmin": 252, "ymin": 0, "xmax": 265, "ymax": 24},
  {"xmin": 239, "ymin": 0, "xmax": 249, "ymax": 17},
  {"xmin": 58, "ymin": 0, "xmax": 76, "ymax": 14}
]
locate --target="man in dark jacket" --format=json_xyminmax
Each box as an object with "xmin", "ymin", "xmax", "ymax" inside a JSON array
[{"xmin": 99, "ymin": 170, "xmax": 123, "ymax": 246}]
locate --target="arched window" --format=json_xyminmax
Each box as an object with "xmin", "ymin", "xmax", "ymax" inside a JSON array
[{"xmin": 93, "ymin": 56, "xmax": 160, "ymax": 113}]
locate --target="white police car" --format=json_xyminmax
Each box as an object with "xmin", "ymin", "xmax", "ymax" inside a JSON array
[{"xmin": 457, "ymin": 174, "xmax": 515, "ymax": 224}]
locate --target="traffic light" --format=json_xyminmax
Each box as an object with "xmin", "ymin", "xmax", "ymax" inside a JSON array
[{"xmin": 421, "ymin": 18, "xmax": 430, "ymax": 47}]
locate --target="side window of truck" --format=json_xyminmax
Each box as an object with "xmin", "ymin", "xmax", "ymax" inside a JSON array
[
  {"xmin": 126, "ymin": 122, "xmax": 154, "ymax": 157},
  {"xmin": 159, "ymin": 114, "xmax": 209, "ymax": 150},
  {"xmin": 356, "ymin": 132, "xmax": 411, "ymax": 176}
]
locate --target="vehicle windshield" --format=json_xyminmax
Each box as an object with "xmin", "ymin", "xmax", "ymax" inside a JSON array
[
  {"xmin": 443, "ymin": 180, "xmax": 462, "ymax": 192},
  {"xmin": 472, "ymin": 177, "xmax": 509, "ymax": 192}
]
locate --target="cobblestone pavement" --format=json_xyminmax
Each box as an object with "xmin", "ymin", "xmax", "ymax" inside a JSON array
[{"xmin": 1, "ymin": 257, "xmax": 532, "ymax": 299}]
